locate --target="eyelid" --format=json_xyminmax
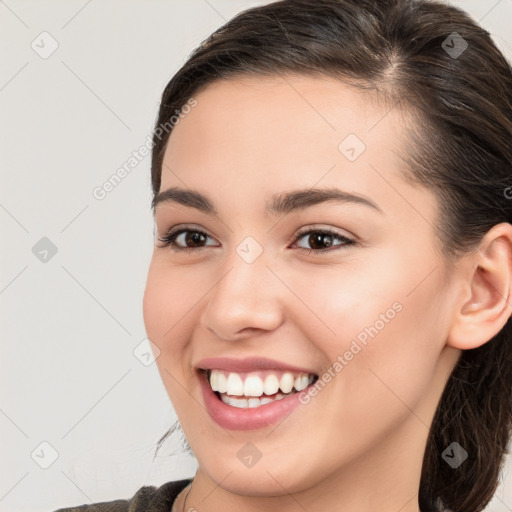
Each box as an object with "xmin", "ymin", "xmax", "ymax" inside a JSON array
[{"xmin": 291, "ymin": 224, "xmax": 355, "ymax": 243}]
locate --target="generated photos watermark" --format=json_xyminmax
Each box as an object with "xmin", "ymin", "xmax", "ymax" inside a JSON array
[
  {"xmin": 298, "ymin": 301, "xmax": 403, "ymax": 405},
  {"xmin": 92, "ymin": 97, "xmax": 198, "ymax": 201}
]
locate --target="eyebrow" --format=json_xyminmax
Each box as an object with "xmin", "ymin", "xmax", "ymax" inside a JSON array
[{"xmin": 152, "ymin": 186, "xmax": 383, "ymax": 216}]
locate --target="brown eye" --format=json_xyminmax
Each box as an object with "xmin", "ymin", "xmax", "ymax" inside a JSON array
[
  {"xmin": 181, "ymin": 231, "xmax": 208, "ymax": 247},
  {"xmin": 157, "ymin": 228, "xmax": 218, "ymax": 251},
  {"xmin": 306, "ymin": 232, "xmax": 334, "ymax": 250},
  {"xmin": 293, "ymin": 229, "xmax": 355, "ymax": 253}
]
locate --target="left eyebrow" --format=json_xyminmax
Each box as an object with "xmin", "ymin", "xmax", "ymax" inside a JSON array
[
  {"xmin": 266, "ymin": 187, "xmax": 383, "ymax": 216},
  {"xmin": 151, "ymin": 186, "xmax": 383, "ymax": 216}
]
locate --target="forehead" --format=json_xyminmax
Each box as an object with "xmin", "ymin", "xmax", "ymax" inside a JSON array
[
  {"xmin": 166, "ymin": 73, "xmax": 391, "ymax": 163},
  {"xmin": 159, "ymin": 73, "xmax": 420, "ymax": 216}
]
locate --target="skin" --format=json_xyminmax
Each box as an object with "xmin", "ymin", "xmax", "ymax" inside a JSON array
[{"xmin": 143, "ymin": 73, "xmax": 512, "ymax": 512}]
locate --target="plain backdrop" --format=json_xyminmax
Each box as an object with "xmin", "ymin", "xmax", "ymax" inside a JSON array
[{"xmin": 1, "ymin": 1, "xmax": 511, "ymax": 511}]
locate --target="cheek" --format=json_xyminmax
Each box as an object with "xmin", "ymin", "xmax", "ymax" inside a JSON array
[
  {"xmin": 142, "ymin": 258, "xmax": 200, "ymax": 342},
  {"xmin": 143, "ymin": 261, "xmax": 193, "ymax": 398},
  {"xmin": 143, "ymin": 259, "xmax": 206, "ymax": 398},
  {"xmin": 143, "ymin": 274, "xmax": 188, "ymax": 413},
  {"xmin": 290, "ymin": 254, "xmax": 447, "ymax": 422}
]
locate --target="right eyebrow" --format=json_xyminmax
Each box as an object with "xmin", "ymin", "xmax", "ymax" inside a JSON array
[{"xmin": 152, "ymin": 187, "xmax": 217, "ymax": 215}]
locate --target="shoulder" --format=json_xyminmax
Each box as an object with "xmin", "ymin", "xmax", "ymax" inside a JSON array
[{"xmin": 52, "ymin": 478, "xmax": 193, "ymax": 512}]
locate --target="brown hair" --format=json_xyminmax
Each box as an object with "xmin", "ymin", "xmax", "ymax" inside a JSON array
[{"xmin": 150, "ymin": 1, "xmax": 512, "ymax": 511}]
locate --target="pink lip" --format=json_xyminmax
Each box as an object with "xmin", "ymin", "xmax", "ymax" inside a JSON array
[
  {"xmin": 195, "ymin": 356, "xmax": 317, "ymax": 374},
  {"xmin": 198, "ymin": 370, "xmax": 314, "ymax": 431}
]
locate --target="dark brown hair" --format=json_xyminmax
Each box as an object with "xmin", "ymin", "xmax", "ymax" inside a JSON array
[{"xmin": 150, "ymin": 1, "xmax": 512, "ymax": 511}]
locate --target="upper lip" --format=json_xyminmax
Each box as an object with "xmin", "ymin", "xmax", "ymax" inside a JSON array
[{"xmin": 196, "ymin": 356, "xmax": 318, "ymax": 375}]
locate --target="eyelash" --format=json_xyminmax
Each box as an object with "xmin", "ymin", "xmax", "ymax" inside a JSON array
[{"xmin": 156, "ymin": 225, "xmax": 356, "ymax": 255}]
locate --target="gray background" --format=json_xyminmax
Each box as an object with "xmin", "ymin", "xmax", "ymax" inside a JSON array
[{"xmin": 1, "ymin": 1, "xmax": 511, "ymax": 511}]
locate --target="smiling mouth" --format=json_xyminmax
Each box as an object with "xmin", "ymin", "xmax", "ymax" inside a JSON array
[{"xmin": 204, "ymin": 368, "xmax": 319, "ymax": 409}]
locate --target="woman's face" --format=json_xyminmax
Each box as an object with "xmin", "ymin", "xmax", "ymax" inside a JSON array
[{"xmin": 143, "ymin": 74, "xmax": 461, "ymax": 499}]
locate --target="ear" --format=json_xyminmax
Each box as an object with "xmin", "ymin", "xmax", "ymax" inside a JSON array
[{"xmin": 447, "ymin": 222, "xmax": 512, "ymax": 350}]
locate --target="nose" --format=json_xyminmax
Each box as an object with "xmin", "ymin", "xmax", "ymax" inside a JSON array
[{"xmin": 199, "ymin": 248, "xmax": 285, "ymax": 341}]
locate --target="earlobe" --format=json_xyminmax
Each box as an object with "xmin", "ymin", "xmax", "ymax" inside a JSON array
[{"xmin": 447, "ymin": 222, "xmax": 512, "ymax": 350}]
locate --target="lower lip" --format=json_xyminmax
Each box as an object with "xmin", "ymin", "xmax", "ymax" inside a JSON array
[{"xmin": 198, "ymin": 371, "xmax": 313, "ymax": 431}]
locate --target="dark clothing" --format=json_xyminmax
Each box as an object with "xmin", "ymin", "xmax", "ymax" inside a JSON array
[
  {"xmin": 53, "ymin": 478, "xmax": 192, "ymax": 512},
  {"xmin": 53, "ymin": 477, "xmax": 444, "ymax": 511}
]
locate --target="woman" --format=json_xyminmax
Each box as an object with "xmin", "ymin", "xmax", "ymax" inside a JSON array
[{"xmin": 54, "ymin": 0, "xmax": 512, "ymax": 511}]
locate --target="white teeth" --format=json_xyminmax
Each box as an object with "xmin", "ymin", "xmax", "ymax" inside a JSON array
[
  {"xmin": 279, "ymin": 372, "xmax": 294, "ymax": 394},
  {"xmin": 208, "ymin": 369, "xmax": 316, "ymax": 399},
  {"xmin": 243, "ymin": 375, "xmax": 264, "ymax": 397},
  {"xmin": 263, "ymin": 374, "xmax": 279, "ymax": 395},
  {"xmin": 220, "ymin": 391, "xmax": 294, "ymax": 408},
  {"xmin": 230, "ymin": 397, "xmax": 247, "ymax": 408},
  {"xmin": 226, "ymin": 373, "xmax": 244, "ymax": 395},
  {"xmin": 296, "ymin": 374, "xmax": 310, "ymax": 391},
  {"xmin": 210, "ymin": 370, "xmax": 219, "ymax": 391},
  {"xmin": 217, "ymin": 372, "xmax": 228, "ymax": 393},
  {"xmin": 247, "ymin": 397, "xmax": 261, "ymax": 408}
]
